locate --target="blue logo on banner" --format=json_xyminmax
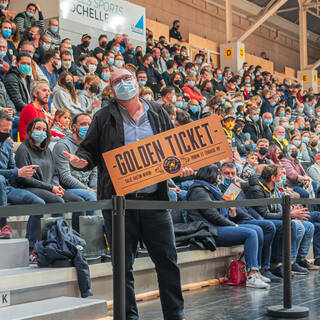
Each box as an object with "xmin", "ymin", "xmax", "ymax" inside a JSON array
[{"xmin": 131, "ymin": 15, "xmax": 144, "ymax": 35}]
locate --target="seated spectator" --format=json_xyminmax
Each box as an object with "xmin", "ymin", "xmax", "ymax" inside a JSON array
[
  {"xmin": 307, "ymin": 153, "xmax": 320, "ymax": 184},
  {"xmin": 44, "ymin": 18, "xmax": 61, "ymax": 48},
  {"xmin": 200, "ymin": 80, "xmax": 213, "ymax": 101},
  {"xmin": 50, "ymin": 108, "xmax": 72, "ymax": 139},
  {"xmin": 261, "ymin": 112, "xmax": 273, "ymax": 141},
  {"xmin": 182, "ymin": 75, "xmax": 204, "ymax": 102},
  {"xmin": 175, "ymin": 93, "xmax": 184, "ymax": 109},
  {"xmin": 266, "ymin": 145, "xmax": 281, "ymax": 164},
  {"xmin": 136, "ymin": 70, "xmax": 147, "ymax": 87},
  {"xmin": 18, "ymin": 79, "xmax": 52, "ymax": 142},
  {"xmin": 186, "ymin": 99, "xmax": 201, "ymax": 121},
  {"xmin": 99, "ymin": 65, "xmax": 111, "ymax": 91},
  {"xmin": 59, "ymin": 44, "xmax": 78, "ymax": 81},
  {"xmin": 187, "ymin": 164, "xmax": 270, "ymax": 289},
  {"xmin": 234, "ymin": 116, "xmax": 252, "ymax": 157},
  {"xmin": 123, "ymin": 43, "xmax": 137, "ymax": 66},
  {"xmin": 170, "ymin": 72, "xmax": 184, "ymax": 95},
  {"xmin": 169, "ymin": 20, "xmax": 186, "ymax": 42},
  {"xmin": 0, "ymin": 38, "xmax": 11, "ymax": 81},
  {"xmin": 52, "ymin": 113, "xmax": 97, "ymax": 216},
  {"xmin": 14, "ymin": 3, "xmax": 44, "ymax": 36},
  {"xmin": 162, "ymin": 60, "xmax": 176, "ymax": 86},
  {"xmin": 93, "ymin": 34, "xmax": 107, "ymax": 61},
  {"xmin": 1, "ymin": 20, "xmax": 17, "ymax": 64},
  {"xmin": 0, "ymin": 77, "xmax": 15, "ymax": 116},
  {"xmin": 139, "ymin": 86, "xmax": 154, "ymax": 101},
  {"xmin": 157, "ymin": 86, "xmax": 176, "ymax": 106},
  {"xmin": 76, "ymin": 56, "xmax": 98, "ymax": 82},
  {"xmin": 175, "ymin": 108, "xmax": 190, "ymax": 126},
  {"xmin": 52, "ymin": 71, "xmax": 82, "ymax": 116},
  {"xmin": 0, "ymin": 0, "xmax": 15, "ymax": 22},
  {"xmin": 211, "ymin": 68, "xmax": 225, "ymax": 94},
  {"xmin": 106, "ymin": 33, "xmax": 122, "ymax": 51},
  {"xmin": 243, "ymin": 107, "xmax": 263, "ymax": 143},
  {"xmin": 307, "ymin": 135, "xmax": 319, "ymax": 164},
  {"xmin": 271, "ymin": 126, "xmax": 289, "ymax": 152},
  {"xmin": 78, "ymin": 74, "xmax": 101, "ymax": 114},
  {"xmin": 241, "ymin": 151, "xmax": 258, "ymax": 180},
  {"xmin": 260, "ymin": 89, "xmax": 274, "ymax": 116},
  {"xmin": 152, "ymin": 47, "xmax": 166, "ymax": 74},
  {"xmin": 280, "ymin": 144, "xmax": 312, "ymax": 198},
  {"xmin": 73, "ymin": 34, "xmax": 92, "ymax": 66},
  {"xmin": 15, "ymin": 117, "xmax": 85, "ymax": 238},
  {"xmin": 0, "ymin": 111, "xmax": 45, "ymax": 243},
  {"xmin": 112, "ymin": 53, "xmax": 125, "ymax": 70},
  {"xmin": 300, "ymin": 131, "xmax": 312, "ymax": 162},
  {"xmin": 40, "ymin": 49, "xmax": 60, "ymax": 91},
  {"xmin": 161, "ymin": 102, "xmax": 176, "ymax": 123}
]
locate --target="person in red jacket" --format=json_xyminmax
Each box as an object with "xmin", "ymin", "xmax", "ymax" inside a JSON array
[
  {"xmin": 182, "ymin": 75, "xmax": 204, "ymax": 102},
  {"xmin": 18, "ymin": 79, "xmax": 52, "ymax": 141}
]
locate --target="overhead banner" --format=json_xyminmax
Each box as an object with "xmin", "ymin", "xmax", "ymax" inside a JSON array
[
  {"xmin": 103, "ymin": 115, "xmax": 233, "ymax": 195},
  {"xmin": 59, "ymin": 0, "xmax": 146, "ymax": 42}
]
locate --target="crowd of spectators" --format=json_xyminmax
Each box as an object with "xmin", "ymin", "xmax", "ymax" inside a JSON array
[{"xmin": 1, "ymin": 2, "xmax": 320, "ymax": 288}]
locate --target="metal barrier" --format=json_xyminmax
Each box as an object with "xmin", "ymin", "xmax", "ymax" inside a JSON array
[{"xmin": 1, "ymin": 195, "xmax": 319, "ymax": 319}]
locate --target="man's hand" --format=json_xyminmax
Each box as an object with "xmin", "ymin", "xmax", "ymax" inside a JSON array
[
  {"xmin": 3, "ymin": 108, "xmax": 13, "ymax": 116},
  {"xmin": 35, "ymin": 3, "xmax": 41, "ymax": 12},
  {"xmin": 2, "ymin": 61, "xmax": 10, "ymax": 73},
  {"xmin": 92, "ymin": 99, "xmax": 101, "ymax": 109},
  {"xmin": 62, "ymin": 151, "xmax": 88, "ymax": 169},
  {"xmin": 229, "ymin": 207, "xmax": 237, "ymax": 217},
  {"xmin": 179, "ymin": 167, "xmax": 194, "ymax": 177},
  {"xmin": 88, "ymin": 188, "xmax": 97, "ymax": 193},
  {"xmin": 18, "ymin": 165, "xmax": 39, "ymax": 178},
  {"xmin": 291, "ymin": 206, "xmax": 310, "ymax": 221},
  {"xmin": 52, "ymin": 185, "xmax": 64, "ymax": 197}
]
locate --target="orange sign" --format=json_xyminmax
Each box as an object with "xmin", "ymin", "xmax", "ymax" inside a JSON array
[{"xmin": 103, "ymin": 115, "xmax": 233, "ymax": 195}]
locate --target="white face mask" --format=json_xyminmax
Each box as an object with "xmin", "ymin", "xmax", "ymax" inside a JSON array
[
  {"xmin": 55, "ymin": 60, "xmax": 61, "ymax": 70},
  {"xmin": 88, "ymin": 64, "xmax": 97, "ymax": 74},
  {"xmin": 42, "ymin": 42, "xmax": 51, "ymax": 51},
  {"xmin": 115, "ymin": 60, "xmax": 124, "ymax": 68},
  {"xmin": 142, "ymin": 94, "xmax": 152, "ymax": 101}
]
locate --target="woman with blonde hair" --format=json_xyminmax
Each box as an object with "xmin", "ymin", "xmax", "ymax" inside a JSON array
[{"xmin": 139, "ymin": 86, "xmax": 154, "ymax": 101}]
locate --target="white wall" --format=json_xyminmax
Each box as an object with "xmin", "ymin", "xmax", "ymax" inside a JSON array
[{"xmin": 10, "ymin": 0, "xmax": 59, "ymax": 19}]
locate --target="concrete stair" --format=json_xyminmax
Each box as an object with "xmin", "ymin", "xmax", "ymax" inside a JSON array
[
  {"xmin": 0, "ymin": 239, "xmax": 29, "ymax": 269},
  {"xmin": 0, "ymin": 296, "xmax": 107, "ymax": 320}
]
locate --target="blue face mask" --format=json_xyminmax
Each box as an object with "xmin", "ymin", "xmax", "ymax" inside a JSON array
[
  {"xmin": 68, "ymin": 49, "xmax": 73, "ymax": 55},
  {"xmin": 78, "ymin": 126, "xmax": 89, "ymax": 140},
  {"xmin": 0, "ymin": 3, "xmax": 7, "ymax": 8},
  {"xmin": 282, "ymin": 176, "xmax": 287, "ymax": 186},
  {"xmin": 252, "ymin": 114, "xmax": 259, "ymax": 122},
  {"xmin": 270, "ymin": 101, "xmax": 276, "ymax": 107},
  {"xmin": 197, "ymin": 59, "xmax": 203, "ymax": 64},
  {"xmin": 275, "ymin": 180, "xmax": 283, "ymax": 188},
  {"xmin": 114, "ymin": 79, "xmax": 138, "ymax": 100},
  {"xmin": 2, "ymin": 29, "xmax": 11, "ymax": 38},
  {"xmin": 221, "ymin": 98, "xmax": 226, "ymax": 104},
  {"xmin": 289, "ymin": 125, "xmax": 295, "ymax": 131},
  {"xmin": 277, "ymin": 135, "xmax": 285, "ymax": 141},
  {"xmin": 187, "ymin": 81, "xmax": 195, "ymax": 87},
  {"xmin": 26, "ymin": 11, "xmax": 34, "ymax": 18},
  {"xmin": 245, "ymin": 80, "xmax": 250, "ymax": 84},
  {"xmin": 286, "ymin": 115, "xmax": 291, "ymax": 120},
  {"xmin": 31, "ymin": 130, "xmax": 47, "ymax": 144},
  {"xmin": 280, "ymin": 111, "xmax": 285, "ymax": 116},
  {"xmin": 264, "ymin": 119, "xmax": 272, "ymax": 125},
  {"xmin": 0, "ymin": 51, "xmax": 6, "ymax": 59},
  {"xmin": 318, "ymin": 128, "xmax": 320, "ymax": 135},
  {"xmin": 218, "ymin": 75, "xmax": 223, "ymax": 81},
  {"xmin": 50, "ymin": 26, "xmax": 58, "ymax": 33},
  {"xmin": 138, "ymin": 80, "xmax": 146, "ymax": 86},
  {"xmin": 293, "ymin": 140, "xmax": 301, "ymax": 147},
  {"xmin": 300, "ymin": 123, "xmax": 305, "ymax": 129},
  {"xmin": 101, "ymin": 73, "xmax": 111, "ymax": 81},
  {"xmin": 108, "ymin": 58, "xmax": 114, "ymax": 65},
  {"xmin": 18, "ymin": 64, "xmax": 31, "ymax": 76},
  {"xmin": 113, "ymin": 46, "xmax": 120, "ymax": 52},
  {"xmin": 165, "ymin": 53, "xmax": 170, "ymax": 59},
  {"xmin": 223, "ymin": 177, "xmax": 236, "ymax": 188},
  {"xmin": 189, "ymin": 105, "xmax": 199, "ymax": 113},
  {"xmin": 302, "ymin": 137, "xmax": 310, "ymax": 144},
  {"xmin": 175, "ymin": 101, "xmax": 183, "ymax": 108},
  {"xmin": 189, "ymin": 70, "xmax": 197, "ymax": 76}
]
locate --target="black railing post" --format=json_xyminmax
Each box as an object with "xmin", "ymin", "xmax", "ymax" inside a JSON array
[
  {"xmin": 267, "ymin": 195, "xmax": 309, "ymax": 318},
  {"xmin": 112, "ymin": 195, "xmax": 126, "ymax": 320}
]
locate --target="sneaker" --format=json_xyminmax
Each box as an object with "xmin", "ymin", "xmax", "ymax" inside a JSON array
[
  {"xmin": 261, "ymin": 269, "xmax": 282, "ymax": 283},
  {"xmin": 314, "ymin": 258, "xmax": 320, "ymax": 266},
  {"xmin": 297, "ymin": 259, "xmax": 320, "ymax": 270},
  {"xmin": 29, "ymin": 250, "xmax": 37, "ymax": 264},
  {"xmin": 0, "ymin": 225, "xmax": 12, "ymax": 239},
  {"xmin": 258, "ymin": 273, "xmax": 271, "ymax": 283},
  {"xmin": 292, "ymin": 262, "xmax": 309, "ymax": 275},
  {"xmin": 246, "ymin": 273, "xmax": 270, "ymax": 289},
  {"xmin": 272, "ymin": 265, "xmax": 294, "ymax": 278}
]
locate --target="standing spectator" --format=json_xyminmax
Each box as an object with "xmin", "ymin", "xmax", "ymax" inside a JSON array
[
  {"xmin": 18, "ymin": 79, "xmax": 51, "ymax": 141},
  {"xmin": 14, "ymin": 3, "xmax": 44, "ymax": 36},
  {"xmin": 93, "ymin": 34, "xmax": 108, "ymax": 61},
  {"xmin": 44, "ymin": 18, "xmax": 61, "ymax": 48},
  {"xmin": 169, "ymin": 20, "xmax": 186, "ymax": 42},
  {"xmin": 40, "ymin": 50, "xmax": 60, "ymax": 91},
  {"xmin": 52, "ymin": 113, "xmax": 97, "ymax": 216},
  {"xmin": 73, "ymin": 34, "xmax": 92, "ymax": 66},
  {"xmin": 152, "ymin": 47, "xmax": 166, "ymax": 74}
]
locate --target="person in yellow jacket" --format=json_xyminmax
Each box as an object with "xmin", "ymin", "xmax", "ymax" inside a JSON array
[{"xmin": 271, "ymin": 126, "xmax": 289, "ymax": 151}]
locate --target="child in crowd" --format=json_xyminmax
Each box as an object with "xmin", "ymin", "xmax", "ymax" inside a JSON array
[
  {"xmin": 50, "ymin": 108, "xmax": 72, "ymax": 141},
  {"xmin": 241, "ymin": 151, "xmax": 259, "ymax": 180}
]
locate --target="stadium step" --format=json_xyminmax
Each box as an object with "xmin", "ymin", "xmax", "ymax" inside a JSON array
[
  {"xmin": 0, "ymin": 239, "xmax": 29, "ymax": 269},
  {"xmin": 0, "ymin": 296, "xmax": 107, "ymax": 320}
]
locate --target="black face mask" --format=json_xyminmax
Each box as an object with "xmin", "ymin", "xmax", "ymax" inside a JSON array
[
  {"xmin": 83, "ymin": 40, "xmax": 90, "ymax": 48},
  {"xmin": 258, "ymin": 147, "xmax": 268, "ymax": 156},
  {"xmin": 291, "ymin": 150, "xmax": 298, "ymax": 159},
  {"xmin": 311, "ymin": 141, "xmax": 318, "ymax": 147},
  {"xmin": 160, "ymin": 40, "xmax": 165, "ymax": 45},
  {"xmin": 174, "ymin": 80, "xmax": 181, "ymax": 85},
  {"xmin": 0, "ymin": 132, "xmax": 10, "ymax": 143},
  {"xmin": 89, "ymin": 84, "xmax": 99, "ymax": 94},
  {"xmin": 27, "ymin": 32, "xmax": 34, "ymax": 41},
  {"xmin": 65, "ymin": 81, "xmax": 73, "ymax": 91},
  {"xmin": 204, "ymin": 88, "xmax": 212, "ymax": 93},
  {"xmin": 101, "ymin": 41, "xmax": 107, "ymax": 48}
]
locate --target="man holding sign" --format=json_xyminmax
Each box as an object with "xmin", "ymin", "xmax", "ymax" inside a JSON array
[{"xmin": 63, "ymin": 68, "xmax": 192, "ymax": 320}]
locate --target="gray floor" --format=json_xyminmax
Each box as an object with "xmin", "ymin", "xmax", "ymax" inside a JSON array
[{"xmin": 122, "ymin": 272, "xmax": 320, "ymax": 320}]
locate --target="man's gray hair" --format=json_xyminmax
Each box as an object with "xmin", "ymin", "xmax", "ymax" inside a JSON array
[{"xmin": 31, "ymin": 80, "xmax": 50, "ymax": 100}]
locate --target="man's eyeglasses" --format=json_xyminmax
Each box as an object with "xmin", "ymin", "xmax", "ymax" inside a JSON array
[{"xmin": 111, "ymin": 74, "xmax": 133, "ymax": 87}]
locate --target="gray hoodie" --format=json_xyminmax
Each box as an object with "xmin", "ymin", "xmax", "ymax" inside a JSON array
[
  {"xmin": 77, "ymin": 89, "xmax": 101, "ymax": 114},
  {"xmin": 52, "ymin": 134, "xmax": 97, "ymax": 189}
]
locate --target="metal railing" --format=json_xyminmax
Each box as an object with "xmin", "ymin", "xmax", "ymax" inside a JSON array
[{"xmin": 1, "ymin": 195, "xmax": 318, "ymax": 319}]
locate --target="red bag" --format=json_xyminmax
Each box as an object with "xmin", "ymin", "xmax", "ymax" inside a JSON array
[{"xmin": 223, "ymin": 251, "xmax": 246, "ymax": 286}]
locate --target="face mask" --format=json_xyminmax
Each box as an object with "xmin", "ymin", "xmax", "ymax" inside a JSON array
[
  {"xmin": 259, "ymin": 147, "xmax": 268, "ymax": 156},
  {"xmin": 189, "ymin": 105, "xmax": 199, "ymax": 113},
  {"xmin": 68, "ymin": 49, "xmax": 73, "ymax": 55},
  {"xmin": 221, "ymin": 98, "xmax": 226, "ymax": 104},
  {"xmin": 311, "ymin": 141, "xmax": 318, "ymax": 147},
  {"xmin": 264, "ymin": 119, "xmax": 272, "ymax": 125},
  {"xmin": 62, "ymin": 60, "xmax": 71, "ymax": 70},
  {"xmin": 113, "ymin": 46, "xmax": 120, "ymax": 52},
  {"xmin": 270, "ymin": 101, "xmax": 276, "ymax": 107},
  {"xmin": 189, "ymin": 70, "xmax": 197, "ymax": 76},
  {"xmin": 42, "ymin": 42, "xmax": 51, "ymax": 51},
  {"xmin": 18, "ymin": 64, "xmax": 31, "ymax": 76},
  {"xmin": 205, "ymin": 87, "xmax": 212, "ymax": 93},
  {"xmin": 172, "ymin": 95, "xmax": 177, "ymax": 103},
  {"xmin": 252, "ymin": 114, "xmax": 259, "ymax": 122},
  {"xmin": 26, "ymin": 32, "xmax": 34, "ymax": 41},
  {"xmin": 289, "ymin": 125, "xmax": 295, "ymax": 131},
  {"xmin": 298, "ymin": 108, "xmax": 304, "ymax": 113},
  {"xmin": 101, "ymin": 73, "xmax": 110, "ymax": 81},
  {"xmin": 277, "ymin": 135, "xmax": 285, "ymax": 141},
  {"xmin": 55, "ymin": 60, "xmax": 61, "ymax": 70},
  {"xmin": 223, "ymin": 176, "xmax": 236, "ymax": 188},
  {"xmin": 26, "ymin": 11, "xmax": 34, "ymax": 18},
  {"xmin": 115, "ymin": 60, "xmax": 124, "ymax": 68},
  {"xmin": 101, "ymin": 41, "xmax": 107, "ymax": 48},
  {"xmin": 165, "ymin": 53, "xmax": 170, "ymax": 59},
  {"xmin": 0, "ymin": 51, "xmax": 6, "ymax": 59},
  {"xmin": 174, "ymin": 80, "xmax": 181, "ymax": 85},
  {"xmin": 317, "ymin": 128, "xmax": 320, "ymax": 135},
  {"xmin": 65, "ymin": 81, "xmax": 73, "ymax": 91},
  {"xmin": 2, "ymin": 29, "xmax": 11, "ymax": 38},
  {"xmin": 83, "ymin": 40, "xmax": 90, "ymax": 48},
  {"xmin": 0, "ymin": 132, "xmax": 10, "ymax": 143},
  {"xmin": 275, "ymin": 180, "xmax": 282, "ymax": 188},
  {"xmin": 78, "ymin": 126, "xmax": 88, "ymax": 140},
  {"xmin": 230, "ymin": 85, "xmax": 235, "ymax": 90},
  {"xmin": 50, "ymin": 26, "xmax": 58, "ymax": 33},
  {"xmin": 290, "ymin": 150, "xmax": 298, "ymax": 158},
  {"xmin": 88, "ymin": 64, "xmax": 97, "ymax": 74},
  {"xmin": 300, "ymin": 123, "xmax": 305, "ymax": 129},
  {"xmin": 286, "ymin": 114, "xmax": 291, "ymax": 120},
  {"xmin": 31, "ymin": 130, "xmax": 47, "ymax": 144},
  {"xmin": 317, "ymin": 112, "xmax": 320, "ymax": 117},
  {"xmin": 89, "ymin": 84, "xmax": 99, "ymax": 94},
  {"xmin": 0, "ymin": 3, "xmax": 7, "ymax": 8},
  {"xmin": 108, "ymin": 58, "xmax": 114, "ymax": 65},
  {"xmin": 175, "ymin": 101, "xmax": 183, "ymax": 108},
  {"xmin": 293, "ymin": 140, "xmax": 301, "ymax": 147},
  {"xmin": 225, "ymin": 122, "xmax": 235, "ymax": 130},
  {"xmin": 246, "ymin": 87, "xmax": 251, "ymax": 92},
  {"xmin": 142, "ymin": 94, "xmax": 152, "ymax": 101},
  {"xmin": 245, "ymin": 80, "xmax": 250, "ymax": 84},
  {"xmin": 197, "ymin": 59, "xmax": 203, "ymax": 65},
  {"xmin": 188, "ymin": 81, "xmax": 195, "ymax": 87},
  {"xmin": 302, "ymin": 137, "xmax": 310, "ymax": 144},
  {"xmin": 280, "ymin": 111, "xmax": 285, "ymax": 116},
  {"xmin": 218, "ymin": 75, "xmax": 223, "ymax": 81},
  {"xmin": 256, "ymin": 72, "xmax": 260, "ymax": 76},
  {"xmin": 114, "ymin": 79, "xmax": 137, "ymax": 100}
]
